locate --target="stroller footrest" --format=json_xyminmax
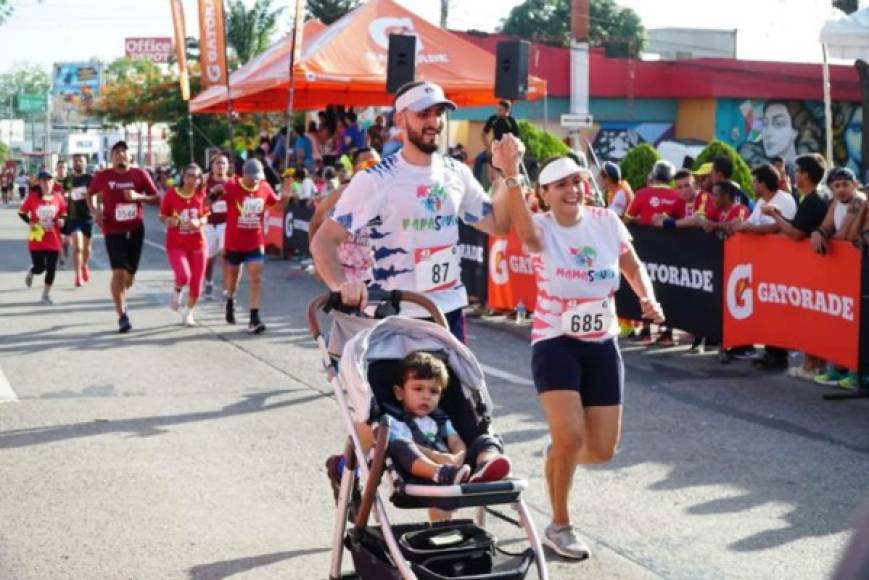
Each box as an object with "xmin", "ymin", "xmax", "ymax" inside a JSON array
[{"xmin": 403, "ymin": 479, "xmax": 527, "ymax": 498}]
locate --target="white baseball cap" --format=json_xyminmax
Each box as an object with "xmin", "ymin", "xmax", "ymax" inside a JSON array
[{"xmin": 394, "ymin": 82, "xmax": 457, "ymax": 114}]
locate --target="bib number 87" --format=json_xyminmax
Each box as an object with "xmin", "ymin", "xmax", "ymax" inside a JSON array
[
  {"xmin": 570, "ymin": 313, "xmax": 604, "ymax": 334},
  {"xmin": 431, "ymin": 262, "xmax": 450, "ymax": 284}
]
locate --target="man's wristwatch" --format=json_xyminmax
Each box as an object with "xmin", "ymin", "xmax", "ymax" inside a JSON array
[{"xmin": 504, "ymin": 175, "xmax": 523, "ymax": 189}]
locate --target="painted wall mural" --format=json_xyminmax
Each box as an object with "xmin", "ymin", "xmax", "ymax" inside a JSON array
[
  {"xmin": 590, "ymin": 122, "xmax": 674, "ymax": 162},
  {"xmin": 717, "ymin": 99, "xmax": 862, "ymax": 176}
]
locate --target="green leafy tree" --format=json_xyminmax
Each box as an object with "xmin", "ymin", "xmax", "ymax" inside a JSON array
[
  {"xmin": 500, "ymin": 0, "xmax": 645, "ymax": 57},
  {"xmin": 0, "ymin": 66, "xmax": 51, "ymax": 114},
  {"xmin": 517, "ymin": 120, "xmax": 570, "ymax": 162},
  {"xmin": 834, "ymin": 0, "xmax": 858, "ymax": 14},
  {"xmin": 0, "ymin": 0, "xmax": 43, "ymax": 26},
  {"xmin": 619, "ymin": 143, "xmax": 660, "ymax": 191},
  {"xmin": 306, "ymin": 0, "xmax": 359, "ymax": 25},
  {"xmin": 0, "ymin": 141, "xmax": 9, "ymax": 165},
  {"xmin": 226, "ymin": 0, "xmax": 285, "ymax": 67},
  {"xmin": 693, "ymin": 140, "xmax": 754, "ymax": 197}
]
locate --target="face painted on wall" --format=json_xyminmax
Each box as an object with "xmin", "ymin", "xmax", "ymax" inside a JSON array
[{"xmin": 761, "ymin": 103, "xmax": 798, "ymax": 159}]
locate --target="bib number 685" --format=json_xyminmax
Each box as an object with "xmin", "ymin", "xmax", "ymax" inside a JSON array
[{"xmin": 569, "ymin": 313, "xmax": 604, "ymax": 334}]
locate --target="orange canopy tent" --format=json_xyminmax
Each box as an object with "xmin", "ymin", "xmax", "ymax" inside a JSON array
[{"xmin": 190, "ymin": 0, "xmax": 546, "ymax": 114}]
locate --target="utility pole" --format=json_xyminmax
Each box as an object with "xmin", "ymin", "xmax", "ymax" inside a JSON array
[
  {"xmin": 569, "ymin": 0, "xmax": 590, "ymax": 154},
  {"xmin": 440, "ymin": 0, "xmax": 449, "ymax": 28}
]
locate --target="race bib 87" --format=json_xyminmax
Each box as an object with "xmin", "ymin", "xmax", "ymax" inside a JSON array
[{"xmin": 414, "ymin": 245, "xmax": 459, "ymax": 293}]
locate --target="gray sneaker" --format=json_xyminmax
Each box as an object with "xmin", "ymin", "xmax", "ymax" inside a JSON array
[
  {"xmin": 40, "ymin": 295, "xmax": 53, "ymax": 305},
  {"xmin": 543, "ymin": 523, "xmax": 590, "ymax": 560}
]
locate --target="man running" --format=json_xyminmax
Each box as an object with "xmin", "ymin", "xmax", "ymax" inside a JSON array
[
  {"xmin": 87, "ymin": 141, "xmax": 159, "ymax": 333},
  {"xmin": 311, "ymin": 81, "xmax": 511, "ymax": 341},
  {"xmin": 204, "ymin": 152, "xmax": 232, "ymax": 300},
  {"xmin": 220, "ymin": 158, "xmax": 291, "ymax": 334},
  {"xmin": 64, "ymin": 154, "xmax": 95, "ymax": 287},
  {"xmin": 55, "ymin": 159, "xmax": 71, "ymax": 268}
]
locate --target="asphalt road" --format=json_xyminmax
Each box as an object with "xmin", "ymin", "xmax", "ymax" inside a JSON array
[{"xmin": 1, "ymin": 203, "xmax": 868, "ymax": 579}]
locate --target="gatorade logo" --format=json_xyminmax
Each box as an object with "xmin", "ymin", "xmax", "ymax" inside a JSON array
[
  {"xmin": 284, "ymin": 211, "xmax": 294, "ymax": 238},
  {"xmin": 726, "ymin": 264, "xmax": 753, "ymax": 320},
  {"xmin": 369, "ymin": 17, "xmax": 424, "ymax": 51},
  {"xmin": 489, "ymin": 238, "xmax": 509, "ymax": 286}
]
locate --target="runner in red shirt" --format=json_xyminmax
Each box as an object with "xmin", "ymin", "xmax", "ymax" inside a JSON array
[
  {"xmin": 18, "ymin": 171, "xmax": 67, "ymax": 304},
  {"xmin": 160, "ymin": 164, "xmax": 209, "ymax": 327},
  {"xmin": 624, "ymin": 160, "xmax": 680, "ymax": 225},
  {"xmin": 86, "ymin": 140, "xmax": 159, "ymax": 333},
  {"xmin": 703, "ymin": 181, "xmax": 750, "ymax": 234},
  {"xmin": 203, "ymin": 153, "xmax": 233, "ymax": 300},
  {"xmin": 220, "ymin": 158, "xmax": 290, "ymax": 333}
]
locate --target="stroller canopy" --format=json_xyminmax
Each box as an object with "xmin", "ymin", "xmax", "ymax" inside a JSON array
[{"xmin": 337, "ymin": 315, "xmax": 494, "ymax": 423}]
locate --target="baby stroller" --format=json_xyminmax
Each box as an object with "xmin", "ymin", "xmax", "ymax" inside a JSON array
[{"xmin": 306, "ymin": 290, "xmax": 549, "ymax": 580}]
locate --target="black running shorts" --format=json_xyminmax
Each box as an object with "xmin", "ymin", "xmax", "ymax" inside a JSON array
[
  {"xmin": 531, "ymin": 336, "xmax": 624, "ymax": 406},
  {"xmin": 105, "ymin": 227, "xmax": 145, "ymax": 274}
]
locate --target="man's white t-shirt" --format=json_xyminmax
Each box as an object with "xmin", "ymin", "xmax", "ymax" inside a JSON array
[
  {"xmin": 329, "ymin": 152, "xmax": 492, "ymax": 317},
  {"xmin": 530, "ymin": 208, "xmax": 632, "ymax": 345},
  {"xmin": 746, "ymin": 190, "xmax": 797, "ymax": 226}
]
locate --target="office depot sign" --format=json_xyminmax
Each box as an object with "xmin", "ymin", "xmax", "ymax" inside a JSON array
[{"xmin": 125, "ymin": 37, "xmax": 173, "ymax": 63}]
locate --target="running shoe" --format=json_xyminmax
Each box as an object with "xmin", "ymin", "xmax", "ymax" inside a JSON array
[
  {"xmin": 837, "ymin": 374, "xmax": 868, "ymax": 391},
  {"xmin": 469, "ymin": 456, "xmax": 512, "ymax": 483},
  {"xmin": 118, "ymin": 313, "xmax": 132, "ymax": 334},
  {"xmin": 40, "ymin": 295, "xmax": 53, "ymax": 305},
  {"xmin": 74, "ymin": 275, "xmax": 82, "ymax": 288},
  {"xmin": 169, "ymin": 289, "xmax": 182, "ymax": 311},
  {"xmin": 654, "ymin": 332, "xmax": 675, "ymax": 347},
  {"xmin": 248, "ymin": 320, "xmax": 266, "ymax": 334},
  {"xmin": 81, "ymin": 265, "xmax": 90, "ymax": 282},
  {"xmin": 25, "ymin": 270, "xmax": 33, "ymax": 288},
  {"xmin": 543, "ymin": 523, "xmax": 591, "ymax": 560},
  {"xmin": 183, "ymin": 309, "xmax": 196, "ymax": 327},
  {"xmin": 813, "ymin": 368, "xmax": 848, "ymax": 386},
  {"xmin": 434, "ymin": 464, "xmax": 471, "ymax": 485},
  {"xmin": 203, "ymin": 282, "xmax": 214, "ymax": 300},
  {"xmin": 787, "ymin": 366, "xmax": 816, "ymax": 381},
  {"xmin": 626, "ymin": 330, "xmax": 651, "ymax": 342},
  {"xmin": 225, "ymin": 298, "xmax": 235, "ymax": 324},
  {"xmin": 688, "ymin": 337, "xmax": 704, "ymax": 354}
]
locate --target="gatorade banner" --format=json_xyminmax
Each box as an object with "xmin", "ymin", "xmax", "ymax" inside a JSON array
[
  {"xmin": 487, "ymin": 231, "xmax": 536, "ymax": 311},
  {"xmin": 723, "ymin": 234, "xmax": 861, "ymax": 369},
  {"xmin": 284, "ymin": 200, "xmax": 315, "ymax": 253},
  {"xmin": 458, "ymin": 222, "xmax": 488, "ymax": 304},
  {"xmin": 197, "ymin": 0, "xmax": 228, "ymax": 88},
  {"xmin": 616, "ymin": 226, "xmax": 724, "ymax": 342},
  {"xmin": 263, "ymin": 204, "xmax": 284, "ymax": 254},
  {"xmin": 169, "ymin": 0, "xmax": 190, "ymax": 100}
]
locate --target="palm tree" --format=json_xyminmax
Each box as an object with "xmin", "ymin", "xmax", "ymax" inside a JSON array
[{"xmin": 225, "ymin": 0, "xmax": 286, "ymax": 67}]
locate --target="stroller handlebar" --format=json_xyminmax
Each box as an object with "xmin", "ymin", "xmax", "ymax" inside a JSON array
[{"xmin": 306, "ymin": 289, "xmax": 449, "ymax": 339}]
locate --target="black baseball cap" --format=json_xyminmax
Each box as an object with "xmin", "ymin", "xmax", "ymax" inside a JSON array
[
  {"xmin": 111, "ymin": 140, "xmax": 129, "ymax": 153},
  {"xmin": 826, "ymin": 166, "xmax": 857, "ymax": 185},
  {"xmin": 36, "ymin": 170, "xmax": 52, "ymax": 180}
]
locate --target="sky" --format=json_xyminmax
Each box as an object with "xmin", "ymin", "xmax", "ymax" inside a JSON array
[{"xmin": 0, "ymin": 0, "xmax": 862, "ymax": 74}]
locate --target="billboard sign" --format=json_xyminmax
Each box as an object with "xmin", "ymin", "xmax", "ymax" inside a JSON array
[
  {"xmin": 125, "ymin": 37, "xmax": 173, "ymax": 63},
  {"xmin": 16, "ymin": 94, "xmax": 47, "ymax": 114},
  {"xmin": 67, "ymin": 133, "xmax": 101, "ymax": 155},
  {"xmin": 51, "ymin": 61, "xmax": 103, "ymax": 127}
]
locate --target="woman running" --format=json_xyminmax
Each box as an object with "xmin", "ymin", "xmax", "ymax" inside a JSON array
[
  {"xmin": 18, "ymin": 171, "xmax": 67, "ymax": 304},
  {"xmin": 495, "ymin": 138, "xmax": 665, "ymax": 561},
  {"xmin": 159, "ymin": 164, "xmax": 209, "ymax": 326}
]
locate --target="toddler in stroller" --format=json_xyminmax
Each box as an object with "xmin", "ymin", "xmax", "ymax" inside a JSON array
[
  {"xmin": 386, "ymin": 352, "xmax": 512, "ymax": 488},
  {"xmin": 309, "ymin": 290, "xmax": 548, "ymax": 579}
]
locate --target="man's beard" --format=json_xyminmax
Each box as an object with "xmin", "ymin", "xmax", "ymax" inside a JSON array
[{"xmin": 406, "ymin": 125, "xmax": 440, "ymax": 154}]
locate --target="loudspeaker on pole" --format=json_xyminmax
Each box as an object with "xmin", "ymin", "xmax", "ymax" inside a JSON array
[
  {"xmin": 495, "ymin": 40, "xmax": 530, "ymax": 100},
  {"xmin": 387, "ymin": 34, "xmax": 417, "ymax": 94}
]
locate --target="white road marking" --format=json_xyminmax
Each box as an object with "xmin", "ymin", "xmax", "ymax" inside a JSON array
[
  {"xmin": 479, "ymin": 363, "xmax": 534, "ymax": 386},
  {"xmin": 143, "ymin": 238, "xmax": 165, "ymax": 251},
  {"xmin": 0, "ymin": 364, "xmax": 19, "ymax": 403}
]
